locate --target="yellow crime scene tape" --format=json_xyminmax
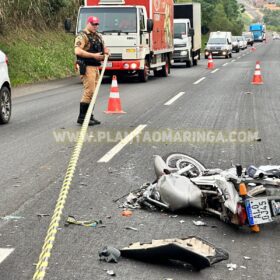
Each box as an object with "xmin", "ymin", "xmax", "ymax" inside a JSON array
[{"xmin": 33, "ymin": 55, "xmax": 109, "ymax": 280}]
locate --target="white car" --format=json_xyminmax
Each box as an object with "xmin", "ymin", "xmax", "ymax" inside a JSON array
[
  {"xmin": 0, "ymin": 50, "xmax": 11, "ymax": 124},
  {"xmin": 273, "ymin": 32, "xmax": 280, "ymax": 40},
  {"xmin": 237, "ymin": 36, "xmax": 247, "ymax": 50}
]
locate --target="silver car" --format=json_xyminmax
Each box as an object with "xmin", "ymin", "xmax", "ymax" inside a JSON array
[
  {"xmin": 0, "ymin": 50, "xmax": 11, "ymax": 124},
  {"xmin": 237, "ymin": 36, "xmax": 247, "ymax": 50}
]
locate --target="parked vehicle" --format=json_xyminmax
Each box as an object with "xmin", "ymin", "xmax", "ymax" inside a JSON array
[
  {"xmin": 249, "ymin": 23, "xmax": 266, "ymax": 42},
  {"xmin": 71, "ymin": 0, "xmax": 174, "ymax": 82},
  {"xmin": 173, "ymin": 3, "xmax": 201, "ymax": 67},
  {"xmin": 242, "ymin": 32, "xmax": 254, "ymax": 46},
  {"xmin": 127, "ymin": 154, "xmax": 280, "ymax": 232},
  {"xmin": 237, "ymin": 36, "xmax": 247, "ymax": 50},
  {"xmin": 204, "ymin": 31, "xmax": 232, "ymax": 59},
  {"xmin": 231, "ymin": 36, "xmax": 240, "ymax": 53},
  {"xmin": 0, "ymin": 50, "xmax": 11, "ymax": 124},
  {"xmin": 273, "ymin": 32, "xmax": 280, "ymax": 40}
]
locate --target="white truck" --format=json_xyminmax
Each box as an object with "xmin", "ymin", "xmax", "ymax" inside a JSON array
[
  {"xmin": 204, "ymin": 31, "xmax": 232, "ymax": 59},
  {"xmin": 173, "ymin": 3, "xmax": 201, "ymax": 67}
]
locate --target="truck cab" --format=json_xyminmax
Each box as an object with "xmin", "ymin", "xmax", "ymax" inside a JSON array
[
  {"xmin": 173, "ymin": 19, "xmax": 194, "ymax": 67},
  {"xmin": 249, "ymin": 23, "xmax": 265, "ymax": 42},
  {"xmin": 205, "ymin": 31, "xmax": 232, "ymax": 59}
]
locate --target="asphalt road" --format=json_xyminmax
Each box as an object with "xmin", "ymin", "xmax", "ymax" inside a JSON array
[{"xmin": 0, "ymin": 40, "xmax": 280, "ymax": 280}]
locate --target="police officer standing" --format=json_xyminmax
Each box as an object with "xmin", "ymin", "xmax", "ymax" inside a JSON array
[{"xmin": 74, "ymin": 16, "xmax": 109, "ymax": 125}]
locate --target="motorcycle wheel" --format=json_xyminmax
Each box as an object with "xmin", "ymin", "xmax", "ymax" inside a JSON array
[{"xmin": 163, "ymin": 153, "xmax": 206, "ymax": 177}]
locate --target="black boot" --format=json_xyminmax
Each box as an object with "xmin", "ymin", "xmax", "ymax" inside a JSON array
[
  {"xmin": 77, "ymin": 103, "xmax": 100, "ymax": 126},
  {"xmin": 90, "ymin": 114, "xmax": 101, "ymax": 125}
]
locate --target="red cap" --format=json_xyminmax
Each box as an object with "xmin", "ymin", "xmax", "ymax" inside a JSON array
[{"xmin": 87, "ymin": 16, "xmax": 99, "ymax": 24}]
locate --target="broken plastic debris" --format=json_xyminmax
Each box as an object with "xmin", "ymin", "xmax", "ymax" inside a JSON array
[
  {"xmin": 99, "ymin": 246, "xmax": 121, "ymax": 263},
  {"xmin": 64, "ymin": 216, "xmax": 102, "ymax": 227},
  {"xmin": 121, "ymin": 210, "xmax": 133, "ymax": 217},
  {"xmin": 243, "ymin": 256, "xmax": 251, "ymax": 260},
  {"xmin": 192, "ymin": 220, "xmax": 207, "ymax": 226},
  {"xmin": 227, "ymin": 263, "xmax": 237, "ymax": 270},
  {"xmin": 125, "ymin": 227, "xmax": 138, "ymax": 231},
  {"xmin": 121, "ymin": 237, "xmax": 229, "ymax": 270},
  {"xmin": 37, "ymin": 214, "xmax": 50, "ymax": 217},
  {"xmin": 106, "ymin": 270, "xmax": 116, "ymax": 276}
]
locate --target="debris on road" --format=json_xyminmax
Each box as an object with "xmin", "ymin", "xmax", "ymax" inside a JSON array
[
  {"xmin": 192, "ymin": 220, "xmax": 207, "ymax": 226},
  {"xmin": 64, "ymin": 216, "xmax": 102, "ymax": 228},
  {"xmin": 125, "ymin": 226, "xmax": 138, "ymax": 231},
  {"xmin": 106, "ymin": 270, "xmax": 116, "ymax": 276},
  {"xmin": 121, "ymin": 237, "xmax": 229, "ymax": 270},
  {"xmin": 227, "ymin": 263, "xmax": 237, "ymax": 271},
  {"xmin": 99, "ymin": 246, "xmax": 121, "ymax": 263},
  {"xmin": 121, "ymin": 210, "xmax": 133, "ymax": 217},
  {"xmin": 37, "ymin": 213, "xmax": 50, "ymax": 218},
  {"xmin": 243, "ymin": 256, "xmax": 251, "ymax": 260}
]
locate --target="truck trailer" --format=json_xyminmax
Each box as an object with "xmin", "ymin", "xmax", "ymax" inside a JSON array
[
  {"xmin": 76, "ymin": 0, "xmax": 174, "ymax": 82},
  {"xmin": 173, "ymin": 3, "xmax": 201, "ymax": 67}
]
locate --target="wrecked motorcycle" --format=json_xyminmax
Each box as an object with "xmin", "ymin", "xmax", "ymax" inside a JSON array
[{"xmin": 126, "ymin": 155, "xmax": 280, "ymax": 232}]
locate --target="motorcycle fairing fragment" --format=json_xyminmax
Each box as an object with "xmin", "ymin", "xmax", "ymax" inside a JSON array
[{"xmin": 121, "ymin": 237, "xmax": 229, "ymax": 270}]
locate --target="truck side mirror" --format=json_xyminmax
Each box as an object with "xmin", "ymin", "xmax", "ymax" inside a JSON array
[
  {"xmin": 147, "ymin": 19, "xmax": 153, "ymax": 33},
  {"xmin": 188, "ymin": 28, "xmax": 194, "ymax": 37},
  {"xmin": 64, "ymin": 18, "xmax": 72, "ymax": 33}
]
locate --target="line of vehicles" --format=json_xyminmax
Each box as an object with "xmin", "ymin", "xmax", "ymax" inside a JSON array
[{"xmin": 67, "ymin": 0, "xmax": 268, "ymax": 82}]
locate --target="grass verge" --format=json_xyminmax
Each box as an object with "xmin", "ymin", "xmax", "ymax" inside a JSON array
[{"xmin": 0, "ymin": 29, "xmax": 76, "ymax": 87}]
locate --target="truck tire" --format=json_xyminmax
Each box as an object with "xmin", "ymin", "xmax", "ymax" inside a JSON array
[
  {"xmin": 160, "ymin": 60, "xmax": 169, "ymax": 77},
  {"xmin": 138, "ymin": 60, "xmax": 149, "ymax": 82},
  {"xmin": 186, "ymin": 59, "xmax": 192, "ymax": 68},
  {"xmin": 192, "ymin": 58, "xmax": 197, "ymax": 66},
  {"xmin": 0, "ymin": 86, "xmax": 11, "ymax": 124}
]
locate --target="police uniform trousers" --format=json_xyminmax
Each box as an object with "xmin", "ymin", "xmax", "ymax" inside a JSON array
[{"xmin": 80, "ymin": 66, "xmax": 100, "ymax": 104}]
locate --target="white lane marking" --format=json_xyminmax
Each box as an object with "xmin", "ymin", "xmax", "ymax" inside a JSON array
[
  {"xmin": 193, "ymin": 77, "xmax": 206, "ymax": 85},
  {"xmin": 211, "ymin": 68, "xmax": 219, "ymax": 73},
  {"xmin": 0, "ymin": 248, "xmax": 14, "ymax": 264},
  {"xmin": 231, "ymin": 59, "xmax": 236, "ymax": 62},
  {"xmin": 222, "ymin": 63, "xmax": 228, "ymax": 67},
  {"xmin": 164, "ymin": 92, "xmax": 186, "ymax": 105},
  {"xmin": 98, "ymin": 125, "xmax": 147, "ymax": 163}
]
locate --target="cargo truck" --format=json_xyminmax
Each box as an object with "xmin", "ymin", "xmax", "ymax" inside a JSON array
[
  {"xmin": 173, "ymin": 3, "xmax": 201, "ymax": 67},
  {"xmin": 74, "ymin": 0, "xmax": 174, "ymax": 82}
]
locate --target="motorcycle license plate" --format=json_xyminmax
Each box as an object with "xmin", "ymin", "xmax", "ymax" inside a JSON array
[{"xmin": 245, "ymin": 198, "xmax": 272, "ymax": 225}]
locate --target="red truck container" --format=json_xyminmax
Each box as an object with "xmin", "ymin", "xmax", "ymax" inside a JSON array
[{"xmin": 76, "ymin": 0, "xmax": 173, "ymax": 82}]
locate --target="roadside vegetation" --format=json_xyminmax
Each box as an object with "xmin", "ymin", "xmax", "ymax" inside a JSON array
[
  {"xmin": 0, "ymin": 0, "xmax": 248, "ymax": 87},
  {"xmin": 262, "ymin": 9, "xmax": 280, "ymax": 31}
]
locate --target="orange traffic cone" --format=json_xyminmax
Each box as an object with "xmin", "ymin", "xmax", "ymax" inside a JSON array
[
  {"xmin": 251, "ymin": 61, "xmax": 263, "ymax": 85},
  {"xmin": 104, "ymin": 75, "xmax": 126, "ymax": 114},
  {"xmin": 207, "ymin": 53, "xmax": 214, "ymax": 69}
]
